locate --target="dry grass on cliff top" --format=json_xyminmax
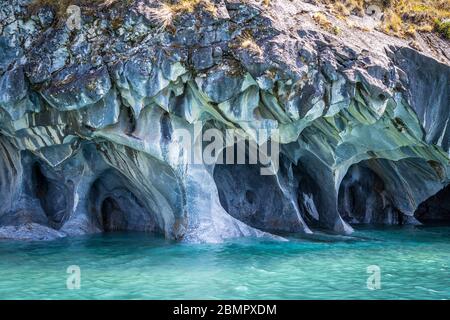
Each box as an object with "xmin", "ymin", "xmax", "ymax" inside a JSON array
[
  {"xmin": 318, "ymin": 0, "xmax": 450, "ymax": 39},
  {"xmin": 28, "ymin": 0, "xmax": 450, "ymax": 39},
  {"xmin": 27, "ymin": 0, "xmax": 134, "ymax": 19},
  {"xmin": 139, "ymin": 0, "xmax": 217, "ymax": 30},
  {"xmin": 28, "ymin": 0, "xmax": 218, "ymax": 29},
  {"xmin": 27, "ymin": 0, "xmax": 216, "ymax": 17}
]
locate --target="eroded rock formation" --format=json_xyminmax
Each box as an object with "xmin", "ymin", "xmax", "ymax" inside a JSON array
[{"xmin": 0, "ymin": 0, "xmax": 448, "ymax": 242}]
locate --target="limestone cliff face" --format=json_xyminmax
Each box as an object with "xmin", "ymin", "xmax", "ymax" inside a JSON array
[{"xmin": 0, "ymin": 0, "xmax": 449, "ymax": 242}]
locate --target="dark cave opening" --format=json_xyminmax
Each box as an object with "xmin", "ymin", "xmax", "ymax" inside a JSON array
[
  {"xmin": 125, "ymin": 107, "xmax": 136, "ymax": 136},
  {"xmin": 32, "ymin": 162, "xmax": 48, "ymax": 201},
  {"xmin": 101, "ymin": 196, "xmax": 127, "ymax": 232},
  {"xmin": 415, "ymin": 184, "xmax": 450, "ymax": 223},
  {"xmin": 213, "ymin": 150, "xmax": 310, "ymax": 233},
  {"xmin": 160, "ymin": 112, "xmax": 173, "ymax": 142},
  {"xmin": 89, "ymin": 170, "xmax": 160, "ymax": 234},
  {"xmin": 31, "ymin": 162, "xmax": 69, "ymax": 228},
  {"xmin": 214, "ymin": 162, "xmax": 264, "ymax": 229},
  {"xmin": 245, "ymin": 190, "xmax": 256, "ymax": 205},
  {"xmin": 338, "ymin": 162, "xmax": 403, "ymax": 225}
]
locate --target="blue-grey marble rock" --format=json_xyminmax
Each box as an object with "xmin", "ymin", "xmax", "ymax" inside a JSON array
[{"xmin": 0, "ymin": 0, "xmax": 448, "ymax": 242}]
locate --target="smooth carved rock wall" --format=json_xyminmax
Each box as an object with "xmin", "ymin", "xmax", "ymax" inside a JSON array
[{"xmin": 0, "ymin": 0, "xmax": 448, "ymax": 241}]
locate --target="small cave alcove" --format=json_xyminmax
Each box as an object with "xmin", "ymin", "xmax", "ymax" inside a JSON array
[
  {"xmin": 338, "ymin": 162, "xmax": 403, "ymax": 225},
  {"xmin": 213, "ymin": 148, "xmax": 308, "ymax": 233},
  {"xmin": 89, "ymin": 170, "xmax": 161, "ymax": 234},
  {"xmin": 101, "ymin": 196, "xmax": 127, "ymax": 232},
  {"xmin": 415, "ymin": 184, "xmax": 450, "ymax": 223},
  {"xmin": 214, "ymin": 161, "xmax": 271, "ymax": 231}
]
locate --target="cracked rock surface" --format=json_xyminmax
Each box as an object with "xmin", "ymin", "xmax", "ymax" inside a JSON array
[{"xmin": 0, "ymin": 0, "xmax": 449, "ymax": 242}]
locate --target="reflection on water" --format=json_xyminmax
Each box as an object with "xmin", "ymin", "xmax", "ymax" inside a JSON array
[{"xmin": 0, "ymin": 226, "xmax": 449, "ymax": 299}]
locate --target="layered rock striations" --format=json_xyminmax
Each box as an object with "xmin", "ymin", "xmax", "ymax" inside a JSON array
[{"xmin": 0, "ymin": 0, "xmax": 449, "ymax": 242}]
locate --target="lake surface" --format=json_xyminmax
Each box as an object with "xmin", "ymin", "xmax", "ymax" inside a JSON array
[{"xmin": 0, "ymin": 226, "xmax": 449, "ymax": 299}]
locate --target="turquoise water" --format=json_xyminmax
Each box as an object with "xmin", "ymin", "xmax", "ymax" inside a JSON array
[{"xmin": 0, "ymin": 226, "xmax": 449, "ymax": 299}]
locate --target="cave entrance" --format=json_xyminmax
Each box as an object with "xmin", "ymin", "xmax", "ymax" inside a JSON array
[
  {"xmin": 95, "ymin": 190, "xmax": 159, "ymax": 234},
  {"xmin": 101, "ymin": 197, "xmax": 128, "ymax": 232},
  {"xmin": 90, "ymin": 170, "xmax": 161, "ymax": 234},
  {"xmin": 32, "ymin": 162, "xmax": 48, "ymax": 201},
  {"xmin": 213, "ymin": 149, "xmax": 310, "ymax": 233},
  {"xmin": 31, "ymin": 161, "xmax": 70, "ymax": 228},
  {"xmin": 338, "ymin": 162, "xmax": 402, "ymax": 225},
  {"xmin": 415, "ymin": 184, "xmax": 450, "ymax": 223}
]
